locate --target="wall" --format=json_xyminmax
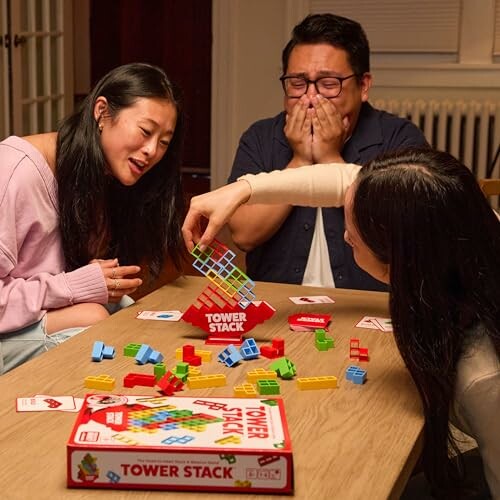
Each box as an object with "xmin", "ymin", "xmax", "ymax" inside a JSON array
[
  {"xmin": 211, "ymin": 0, "xmax": 500, "ymax": 187},
  {"xmin": 211, "ymin": 0, "xmax": 291, "ymax": 188}
]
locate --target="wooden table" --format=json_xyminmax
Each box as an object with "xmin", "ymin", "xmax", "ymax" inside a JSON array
[{"xmin": 0, "ymin": 276, "xmax": 423, "ymax": 500}]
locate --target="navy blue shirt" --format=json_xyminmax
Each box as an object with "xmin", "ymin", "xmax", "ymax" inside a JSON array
[{"xmin": 228, "ymin": 102, "xmax": 428, "ymax": 291}]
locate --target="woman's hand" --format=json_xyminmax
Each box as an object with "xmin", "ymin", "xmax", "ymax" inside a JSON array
[
  {"xmin": 90, "ymin": 258, "xmax": 142, "ymax": 303},
  {"xmin": 182, "ymin": 180, "xmax": 252, "ymax": 251}
]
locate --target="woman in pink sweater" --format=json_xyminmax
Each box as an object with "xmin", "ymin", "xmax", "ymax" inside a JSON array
[{"xmin": 0, "ymin": 63, "xmax": 185, "ymax": 373}]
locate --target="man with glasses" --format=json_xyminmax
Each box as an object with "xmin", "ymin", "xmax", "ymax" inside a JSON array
[{"xmin": 227, "ymin": 13, "xmax": 428, "ymax": 290}]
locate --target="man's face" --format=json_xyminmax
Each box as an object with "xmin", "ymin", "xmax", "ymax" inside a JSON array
[{"xmin": 283, "ymin": 43, "xmax": 371, "ymax": 138}]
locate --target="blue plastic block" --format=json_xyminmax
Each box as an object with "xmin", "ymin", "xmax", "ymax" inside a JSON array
[
  {"xmin": 218, "ymin": 344, "xmax": 243, "ymax": 367},
  {"xmin": 102, "ymin": 345, "xmax": 116, "ymax": 359},
  {"xmin": 148, "ymin": 350, "xmax": 164, "ymax": 364},
  {"xmin": 91, "ymin": 341, "xmax": 105, "ymax": 362},
  {"xmin": 240, "ymin": 338, "xmax": 260, "ymax": 360},
  {"xmin": 346, "ymin": 365, "xmax": 366, "ymax": 384},
  {"xmin": 135, "ymin": 344, "xmax": 153, "ymax": 365}
]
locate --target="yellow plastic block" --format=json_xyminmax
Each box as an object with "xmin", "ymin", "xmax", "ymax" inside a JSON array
[
  {"xmin": 187, "ymin": 374, "xmax": 226, "ymax": 389},
  {"xmin": 296, "ymin": 376, "xmax": 338, "ymax": 390},
  {"xmin": 246, "ymin": 368, "xmax": 278, "ymax": 383},
  {"xmin": 84, "ymin": 374, "xmax": 115, "ymax": 391},
  {"xmin": 175, "ymin": 347, "xmax": 212, "ymax": 362},
  {"xmin": 233, "ymin": 383, "xmax": 258, "ymax": 398},
  {"xmin": 215, "ymin": 434, "xmax": 241, "ymax": 445},
  {"xmin": 188, "ymin": 366, "xmax": 202, "ymax": 377}
]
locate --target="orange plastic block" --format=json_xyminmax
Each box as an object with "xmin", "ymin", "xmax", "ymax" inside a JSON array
[
  {"xmin": 84, "ymin": 374, "xmax": 115, "ymax": 391},
  {"xmin": 296, "ymin": 376, "xmax": 338, "ymax": 390}
]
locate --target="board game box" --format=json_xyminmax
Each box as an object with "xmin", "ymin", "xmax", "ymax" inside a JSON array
[{"xmin": 67, "ymin": 394, "xmax": 293, "ymax": 493}]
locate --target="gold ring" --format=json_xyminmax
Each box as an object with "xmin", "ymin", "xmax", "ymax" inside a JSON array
[
  {"xmin": 114, "ymin": 280, "xmax": 120, "ymax": 290},
  {"xmin": 111, "ymin": 268, "xmax": 116, "ymax": 279}
]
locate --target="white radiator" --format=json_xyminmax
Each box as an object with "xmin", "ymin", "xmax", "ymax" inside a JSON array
[{"xmin": 373, "ymin": 98, "xmax": 500, "ymax": 181}]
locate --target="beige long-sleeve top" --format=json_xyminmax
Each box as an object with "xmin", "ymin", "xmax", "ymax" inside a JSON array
[
  {"xmin": 241, "ymin": 163, "xmax": 500, "ymax": 497},
  {"xmin": 240, "ymin": 163, "xmax": 361, "ymax": 207}
]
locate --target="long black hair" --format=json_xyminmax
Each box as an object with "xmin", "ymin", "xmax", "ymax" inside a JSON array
[
  {"xmin": 56, "ymin": 63, "xmax": 185, "ymax": 277},
  {"xmin": 353, "ymin": 148, "xmax": 500, "ymax": 498}
]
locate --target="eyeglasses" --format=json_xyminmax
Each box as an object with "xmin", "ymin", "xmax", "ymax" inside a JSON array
[{"xmin": 279, "ymin": 74, "xmax": 357, "ymax": 98}]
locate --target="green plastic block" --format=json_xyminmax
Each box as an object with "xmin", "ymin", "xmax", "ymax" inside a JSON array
[
  {"xmin": 154, "ymin": 363, "xmax": 167, "ymax": 380},
  {"xmin": 257, "ymin": 379, "xmax": 280, "ymax": 395},
  {"xmin": 124, "ymin": 343, "xmax": 142, "ymax": 357}
]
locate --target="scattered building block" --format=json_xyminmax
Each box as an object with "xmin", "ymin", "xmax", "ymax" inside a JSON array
[
  {"xmin": 157, "ymin": 371, "xmax": 184, "ymax": 395},
  {"xmin": 187, "ymin": 374, "xmax": 227, "ymax": 389},
  {"xmin": 172, "ymin": 362, "xmax": 189, "ymax": 382},
  {"xmin": 175, "ymin": 346, "xmax": 212, "ymax": 362},
  {"xmin": 91, "ymin": 341, "xmax": 105, "ymax": 361},
  {"xmin": 272, "ymin": 338, "xmax": 285, "ymax": 356},
  {"xmin": 260, "ymin": 345, "xmax": 280, "ymax": 359},
  {"xmin": 149, "ymin": 350, "xmax": 164, "ymax": 364},
  {"xmin": 256, "ymin": 379, "xmax": 280, "ymax": 395},
  {"xmin": 188, "ymin": 366, "xmax": 202, "ymax": 377},
  {"xmin": 350, "ymin": 338, "xmax": 369, "ymax": 361},
  {"xmin": 233, "ymin": 383, "xmax": 258, "ymax": 397},
  {"xmin": 239, "ymin": 338, "xmax": 260, "ymax": 360},
  {"xmin": 345, "ymin": 365, "xmax": 367, "ymax": 385},
  {"xmin": 124, "ymin": 343, "xmax": 142, "ymax": 357},
  {"xmin": 84, "ymin": 374, "xmax": 115, "ymax": 391},
  {"xmin": 246, "ymin": 368, "xmax": 278, "ymax": 383},
  {"xmin": 297, "ymin": 376, "xmax": 338, "ymax": 390},
  {"xmin": 154, "ymin": 363, "xmax": 166, "ymax": 380},
  {"xmin": 123, "ymin": 373, "xmax": 156, "ymax": 388},
  {"xmin": 102, "ymin": 345, "xmax": 116, "ymax": 359},
  {"xmin": 269, "ymin": 357, "xmax": 297, "ymax": 379},
  {"xmin": 135, "ymin": 344, "xmax": 153, "ymax": 365},
  {"xmin": 315, "ymin": 329, "xmax": 335, "ymax": 351},
  {"xmin": 218, "ymin": 344, "xmax": 243, "ymax": 367},
  {"xmin": 182, "ymin": 344, "xmax": 195, "ymax": 359}
]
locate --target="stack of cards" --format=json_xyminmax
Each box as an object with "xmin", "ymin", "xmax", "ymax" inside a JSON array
[
  {"xmin": 288, "ymin": 313, "xmax": 331, "ymax": 332},
  {"xmin": 355, "ymin": 316, "xmax": 393, "ymax": 332}
]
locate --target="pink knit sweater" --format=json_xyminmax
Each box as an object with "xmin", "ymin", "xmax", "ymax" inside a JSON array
[{"xmin": 0, "ymin": 136, "xmax": 108, "ymax": 333}]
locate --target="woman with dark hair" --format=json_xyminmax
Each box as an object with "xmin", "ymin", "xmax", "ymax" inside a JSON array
[
  {"xmin": 0, "ymin": 63, "xmax": 185, "ymax": 373},
  {"xmin": 182, "ymin": 148, "xmax": 500, "ymax": 498}
]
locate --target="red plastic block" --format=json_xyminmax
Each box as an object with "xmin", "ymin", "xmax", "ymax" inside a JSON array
[
  {"xmin": 185, "ymin": 355, "xmax": 202, "ymax": 366},
  {"xmin": 260, "ymin": 345, "xmax": 280, "ymax": 359},
  {"xmin": 349, "ymin": 338, "xmax": 369, "ymax": 361},
  {"xmin": 157, "ymin": 371, "xmax": 184, "ymax": 395},
  {"xmin": 123, "ymin": 373, "xmax": 156, "ymax": 388},
  {"xmin": 182, "ymin": 344, "xmax": 195, "ymax": 360},
  {"xmin": 272, "ymin": 338, "xmax": 285, "ymax": 356}
]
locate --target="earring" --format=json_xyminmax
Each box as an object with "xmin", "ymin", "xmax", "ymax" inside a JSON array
[{"xmin": 98, "ymin": 123, "xmax": 103, "ymax": 134}]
